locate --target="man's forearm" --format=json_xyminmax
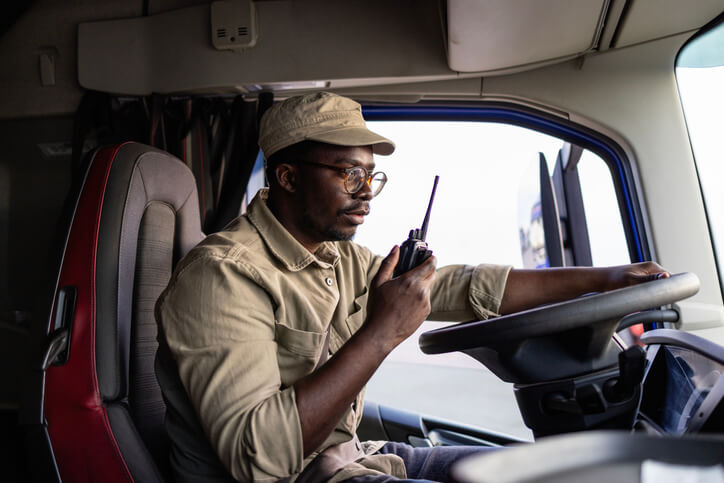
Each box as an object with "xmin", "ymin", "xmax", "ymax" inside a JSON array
[
  {"xmin": 499, "ymin": 263, "xmax": 667, "ymax": 314},
  {"xmin": 293, "ymin": 246, "xmax": 437, "ymax": 457},
  {"xmin": 293, "ymin": 323, "xmax": 394, "ymax": 457}
]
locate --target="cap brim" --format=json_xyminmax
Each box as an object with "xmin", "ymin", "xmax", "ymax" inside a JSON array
[{"xmin": 306, "ymin": 126, "xmax": 395, "ymax": 156}]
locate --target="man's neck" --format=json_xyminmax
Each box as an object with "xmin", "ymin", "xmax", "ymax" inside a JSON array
[{"xmin": 266, "ymin": 193, "xmax": 322, "ymax": 254}]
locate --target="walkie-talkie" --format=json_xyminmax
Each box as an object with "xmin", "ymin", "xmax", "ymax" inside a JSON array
[{"xmin": 393, "ymin": 175, "xmax": 439, "ymax": 277}]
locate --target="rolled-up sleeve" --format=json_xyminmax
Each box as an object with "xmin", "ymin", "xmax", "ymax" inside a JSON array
[
  {"xmin": 429, "ymin": 263, "xmax": 512, "ymax": 321},
  {"xmin": 158, "ymin": 254, "xmax": 304, "ymax": 482}
]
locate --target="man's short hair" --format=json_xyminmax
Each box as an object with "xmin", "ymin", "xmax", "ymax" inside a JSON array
[{"xmin": 264, "ymin": 140, "xmax": 326, "ymax": 185}]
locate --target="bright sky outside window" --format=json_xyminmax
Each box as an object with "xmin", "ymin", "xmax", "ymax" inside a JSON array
[{"xmin": 357, "ymin": 120, "xmax": 629, "ymax": 440}]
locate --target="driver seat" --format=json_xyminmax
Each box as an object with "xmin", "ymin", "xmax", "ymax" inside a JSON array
[{"xmin": 40, "ymin": 143, "xmax": 204, "ymax": 481}]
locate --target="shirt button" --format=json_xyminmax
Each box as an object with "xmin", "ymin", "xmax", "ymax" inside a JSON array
[{"xmin": 325, "ymin": 277, "xmax": 333, "ymax": 286}]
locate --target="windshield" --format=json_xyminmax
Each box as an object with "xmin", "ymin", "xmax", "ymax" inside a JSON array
[{"xmin": 676, "ymin": 22, "xmax": 724, "ymax": 294}]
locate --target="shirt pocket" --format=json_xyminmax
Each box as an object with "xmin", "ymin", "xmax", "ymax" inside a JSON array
[
  {"xmin": 344, "ymin": 287, "xmax": 369, "ymax": 334},
  {"xmin": 275, "ymin": 322, "xmax": 326, "ymax": 385}
]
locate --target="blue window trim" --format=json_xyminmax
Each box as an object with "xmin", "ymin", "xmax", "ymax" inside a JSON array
[{"xmin": 362, "ymin": 105, "xmax": 646, "ymax": 264}]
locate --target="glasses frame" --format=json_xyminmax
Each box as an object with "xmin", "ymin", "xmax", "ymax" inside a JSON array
[{"xmin": 293, "ymin": 160, "xmax": 387, "ymax": 196}]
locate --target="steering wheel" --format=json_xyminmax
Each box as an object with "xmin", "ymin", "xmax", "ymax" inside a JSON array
[{"xmin": 419, "ymin": 273, "xmax": 700, "ymax": 384}]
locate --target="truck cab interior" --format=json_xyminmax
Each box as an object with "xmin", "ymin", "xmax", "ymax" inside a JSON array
[{"xmin": 3, "ymin": 1, "xmax": 724, "ymax": 482}]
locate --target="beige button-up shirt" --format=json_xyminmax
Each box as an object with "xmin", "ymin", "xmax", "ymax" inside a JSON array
[{"xmin": 156, "ymin": 189, "xmax": 511, "ymax": 482}]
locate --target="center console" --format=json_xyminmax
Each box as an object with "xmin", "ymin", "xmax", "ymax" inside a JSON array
[{"xmin": 452, "ymin": 329, "xmax": 724, "ymax": 483}]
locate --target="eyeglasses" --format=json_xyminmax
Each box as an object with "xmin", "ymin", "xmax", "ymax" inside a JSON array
[{"xmin": 294, "ymin": 160, "xmax": 388, "ymax": 197}]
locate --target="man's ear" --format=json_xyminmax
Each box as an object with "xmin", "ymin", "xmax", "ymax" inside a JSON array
[{"xmin": 275, "ymin": 163, "xmax": 298, "ymax": 193}]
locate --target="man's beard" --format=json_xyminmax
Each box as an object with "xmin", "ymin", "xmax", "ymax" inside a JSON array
[
  {"xmin": 326, "ymin": 227, "xmax": 355, "ymax": 241},
  {"xmin": 301, "ymin": 210, "xmax": 355, "ymax": 242}
]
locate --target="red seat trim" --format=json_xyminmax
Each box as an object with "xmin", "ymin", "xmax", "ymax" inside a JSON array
[{"xmin": 44, "ymin": 144, "xmax": 134, "ymax": 483}]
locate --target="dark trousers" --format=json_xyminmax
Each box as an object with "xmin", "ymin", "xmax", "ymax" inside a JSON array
[{"xmin": 340, "ymin": 442, "xmax": 496, "ymax": 483}]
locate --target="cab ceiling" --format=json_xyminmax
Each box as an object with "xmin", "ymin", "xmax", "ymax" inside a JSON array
[
  {"xmin": 1, "ymin": 0, "xmax": 724, "ymax": 117},
  {"xmin": 73, "ymin": 0, "xmax": 724, "ymax": 95}
]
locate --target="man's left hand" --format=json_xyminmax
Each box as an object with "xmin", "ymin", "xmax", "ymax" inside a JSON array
[{"xmin": 603, "ymin": 262, "xmax": 670, "ymax": 292}]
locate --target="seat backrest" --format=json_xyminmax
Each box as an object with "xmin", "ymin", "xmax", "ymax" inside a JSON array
[{"xmin": 44, "ymin": 142, "xmax": 204, "ymax": 482}]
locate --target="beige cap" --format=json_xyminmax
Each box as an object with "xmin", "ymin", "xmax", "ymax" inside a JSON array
[{"xmin": 258, "ymin": 92, "xmax": 395, "ymax": 158}]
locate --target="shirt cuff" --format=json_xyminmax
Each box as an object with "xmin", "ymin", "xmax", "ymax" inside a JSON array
[
  {"xmin": 230, "ymin": 386, "xmax": 305, "ymax": 481},
  {"xmin": 469, "ymin": 264, "xmax": 512, "ymax": 319}
]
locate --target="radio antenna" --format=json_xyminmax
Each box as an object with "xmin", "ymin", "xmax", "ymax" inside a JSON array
[{"xmin": 419, "ymin": 175, "xmax": 439, "ymax": 241}]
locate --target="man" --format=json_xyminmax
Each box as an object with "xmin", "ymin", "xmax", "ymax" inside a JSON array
[{"xmin": 155, "ymin": 92, "xmax": 668, "ymax": 482}]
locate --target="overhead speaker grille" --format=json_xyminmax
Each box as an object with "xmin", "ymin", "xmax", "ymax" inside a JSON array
[{"xmin": 210, "ymin": 0, "xmax": 258, "ymax": 50}]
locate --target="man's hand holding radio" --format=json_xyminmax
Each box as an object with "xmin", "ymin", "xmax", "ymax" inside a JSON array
[{"xmin": 364, "ymin": 245, "xmax": 438, "ymax": 353}]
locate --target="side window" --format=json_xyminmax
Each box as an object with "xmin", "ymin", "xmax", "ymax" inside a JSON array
[
  {"xmin": 355, "ymin": 120, "xmax": 631, "ymax": 440},
  {"xmin": 578, "ymin": 150, "xmax": 630, "ymax": 266}
]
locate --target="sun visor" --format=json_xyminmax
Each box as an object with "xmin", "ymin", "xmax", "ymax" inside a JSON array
[{"xmin": 446, "ymin": 0, "xmax": 608, "ymax": 73}]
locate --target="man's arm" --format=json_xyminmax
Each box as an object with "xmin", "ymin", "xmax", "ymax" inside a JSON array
[
  {"xmin": 159, "ymin": 255, "xmax": 304, "ymax": 481},
  {"xmin": 295, "ymin": 245, "xmax": 437, "ymax": 456},
  {"xmin": 294, "ymin": 255, "xmax": 668, "ymax": 456},
  {"xmin": 498, "ymin": 262, "xmax": 669, "ymax": 314}
]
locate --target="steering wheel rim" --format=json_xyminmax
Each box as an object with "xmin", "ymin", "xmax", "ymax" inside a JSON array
[{"xmin": 419, "ymin": 272, "xmax": 700, "ymax": 356}]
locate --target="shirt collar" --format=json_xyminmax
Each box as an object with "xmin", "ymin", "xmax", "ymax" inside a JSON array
[{"xmin": 247, "ymin": 189, "xmax": 340, "ymax": 271}]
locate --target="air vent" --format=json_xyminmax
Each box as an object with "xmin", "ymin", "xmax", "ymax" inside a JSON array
[{"xmin": 211, "ymin": 0, "xmax": 258, "ymax": 50}]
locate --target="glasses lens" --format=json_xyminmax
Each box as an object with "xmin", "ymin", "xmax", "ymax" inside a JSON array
[
  {"xmin": 369, "ymin": 172, "xmax": 387, "ymax": 197},
  {"xmin": 345, "ymin": 167, "xmax": 367, "ymax": 193}
]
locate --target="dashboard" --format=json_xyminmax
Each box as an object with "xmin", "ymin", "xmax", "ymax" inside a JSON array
[
  {"xmin": 639, "ymin": 329, "xmax": 724, "ymax": 435},
  {"xmin": 453, "ymin": 328, "xmax": 724, "ymax": 483}
]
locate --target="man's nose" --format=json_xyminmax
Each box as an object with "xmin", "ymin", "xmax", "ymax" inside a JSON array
[{"xmin": 354, "ymin": 181, "xmax": 374, "ymax": 200}]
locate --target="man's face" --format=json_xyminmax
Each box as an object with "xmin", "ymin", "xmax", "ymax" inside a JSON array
[{"xmin": 295, "ymin": 144, "xmax": 375, "ymax": 243}]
